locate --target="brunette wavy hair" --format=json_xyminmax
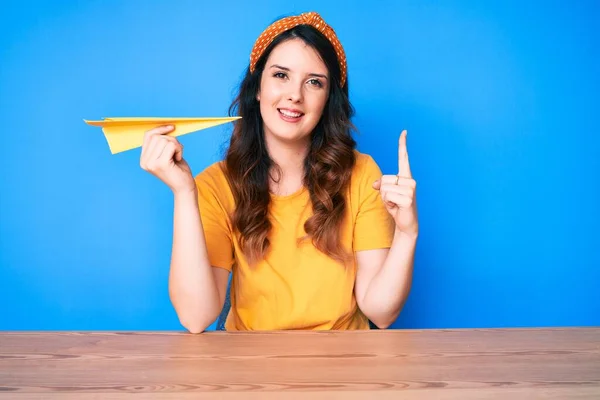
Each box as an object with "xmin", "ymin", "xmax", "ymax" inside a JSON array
[{"xmin": 224, "ymin": 24, "xmax": 357, "ymax": 264}]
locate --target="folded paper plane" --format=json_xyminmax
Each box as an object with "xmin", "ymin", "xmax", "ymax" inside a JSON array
[{"xmin": 84, "ymin": 117, "xmax": 241, "ymax": 154}]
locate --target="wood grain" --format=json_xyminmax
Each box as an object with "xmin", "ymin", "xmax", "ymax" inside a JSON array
[{"xmin": 1, "ymin": 328, "xmax": 599, "ymax": 399}]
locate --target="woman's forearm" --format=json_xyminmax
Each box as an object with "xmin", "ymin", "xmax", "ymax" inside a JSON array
[
  {"xmin": 168, "ymin": 189, "xmax": 222, "ymax": 333},
  {"xmin": 363, "ymin": 231, "xmax": 417, "ymax": 328}
]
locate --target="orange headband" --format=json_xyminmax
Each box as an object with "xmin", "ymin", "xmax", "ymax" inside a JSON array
[{"xmin": 249, "ymin": 11, "xmax": 347, "ymax": 87}]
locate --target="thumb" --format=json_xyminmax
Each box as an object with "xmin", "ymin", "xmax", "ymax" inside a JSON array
[{"xmin": 372, "ymin": 179, "xmax": 381, "ymax": 190}]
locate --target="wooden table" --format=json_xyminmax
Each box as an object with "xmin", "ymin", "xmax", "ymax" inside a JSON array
[{"xmin": 1, "ymin": 328, "xmax": 599, "ymax": 399}]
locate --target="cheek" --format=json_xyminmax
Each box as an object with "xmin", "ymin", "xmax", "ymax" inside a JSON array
[
  {"xmin": 259, "ymin": 82, "xmax": 282, "ymax": 105},
  {"xmin": 308, "ymin": 92, "xmax": 328, "ymax": 115}
]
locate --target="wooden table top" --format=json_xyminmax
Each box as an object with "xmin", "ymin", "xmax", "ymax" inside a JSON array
[{"xmin": 1, "ymin": 327, "xmax": 599, "ymax": 399}]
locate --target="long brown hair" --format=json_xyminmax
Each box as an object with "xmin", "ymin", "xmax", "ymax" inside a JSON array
[{"xmin": 224, "ymin": 24, "xmax": 357, "ymax": 265}]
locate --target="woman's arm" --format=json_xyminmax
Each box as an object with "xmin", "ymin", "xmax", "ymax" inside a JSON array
[
  {"xmin": 354, "ymin": 231, "xmax": 417, "ymax": 328},
  {"xmin": 169, "ymin": 189, "xmax": 229, "ymax": 333},
  {"xmin": 139, "ymin": 126, "xmax": 229, "ymax": 334},
  {"xmin": 355, "ymin": 130, "xmax": 418, "ymax": 328}
]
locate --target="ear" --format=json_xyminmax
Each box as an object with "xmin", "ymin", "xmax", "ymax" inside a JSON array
[{"xmin": 256, "ymin": 91, "xmax": 261, "ymax": 101}]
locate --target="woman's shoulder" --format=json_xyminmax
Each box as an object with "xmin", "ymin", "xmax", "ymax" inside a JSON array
[
  {"xmin": 194, "ymin": 160, "xmax": 229, "ymax": 192},
  {"xmin": 346, "ymin": 150, "xmax": 384, "ymax": 199},
  {"xmin": 352, "ymin": 150, "xmax": 384, "ymax": 178}
]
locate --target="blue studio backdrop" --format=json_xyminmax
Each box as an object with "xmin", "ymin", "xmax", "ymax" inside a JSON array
[{"xmin": 1, "ymin": 0, "xmax": 598, "ymax": 331}]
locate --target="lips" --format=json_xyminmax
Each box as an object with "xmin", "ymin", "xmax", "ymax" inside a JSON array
[{"xmin": 278, "ymin": 108, "xmax": 304, "ymax": 118}]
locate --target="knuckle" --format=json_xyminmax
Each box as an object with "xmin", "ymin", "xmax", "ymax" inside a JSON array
[
  {"xmin": 148, "ymin": 135, "xmax": 158, "ymax": 145},
  {"xmin": 144, "ymin": 129, "xmax": 156, "ymax": 139},
  {"xmin": 146, "ymin": 161, "xmax": 157, "ymax": 172}
]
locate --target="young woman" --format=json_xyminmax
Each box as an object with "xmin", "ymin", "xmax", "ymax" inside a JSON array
[{"xmin": 139, "ymin": 11, "xmax": 418, "ymax": 333}]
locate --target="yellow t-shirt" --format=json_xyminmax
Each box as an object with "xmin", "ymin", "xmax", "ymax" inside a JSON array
[{"xmin": 194, "ymin": 151, "xmax": 394, "ymax": 331}]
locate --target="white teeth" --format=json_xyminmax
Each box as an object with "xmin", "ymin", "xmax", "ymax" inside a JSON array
[{"xmin": 279, "ymin": 109, "xmax": 302, "ymax": 118}]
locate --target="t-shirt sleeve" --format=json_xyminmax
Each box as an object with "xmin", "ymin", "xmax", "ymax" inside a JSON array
[
  {"xmin": 195, "ymin": 168, "xmax": 235, "ymax": 272},
  {"xmin": 353, "ymin": 155, "xmax": 395, "ymax": 251}
]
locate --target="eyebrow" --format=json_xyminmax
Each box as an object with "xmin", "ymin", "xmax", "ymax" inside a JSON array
[{"xmin": 270, "ymin": 64, "xmax": 328, "ymax": 80}]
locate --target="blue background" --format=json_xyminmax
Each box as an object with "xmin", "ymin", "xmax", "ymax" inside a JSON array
[{"xmin": 1, "ymin": 0, "xmax": 598, "ymax": 331}]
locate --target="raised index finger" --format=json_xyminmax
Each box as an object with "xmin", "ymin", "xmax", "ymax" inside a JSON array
[{"xmin": 398, "ymin": 130, "xmax": 412, "ymax": 178}]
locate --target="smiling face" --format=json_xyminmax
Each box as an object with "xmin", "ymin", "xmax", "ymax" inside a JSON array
[{"xmin": 257, "ymin": 38, "xmax": 330, "ymax": 146}]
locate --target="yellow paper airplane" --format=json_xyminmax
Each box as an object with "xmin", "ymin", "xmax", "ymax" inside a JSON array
[{"xmin": 84, "ymin": 117, "xmax": 241, "ymax": 154}]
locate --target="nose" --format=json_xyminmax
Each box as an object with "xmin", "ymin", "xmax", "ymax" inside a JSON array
[{"xmin": 287, "ymin": 82, "xmax": 303, "ymax": 103}]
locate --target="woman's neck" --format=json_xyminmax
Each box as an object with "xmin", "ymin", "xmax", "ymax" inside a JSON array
[{"xmin": 265, "ymin": 135, "xmax": 310, "ymax": 195}]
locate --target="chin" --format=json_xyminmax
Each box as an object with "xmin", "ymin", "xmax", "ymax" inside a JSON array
[
  {"xmin": 265, "ymin": 122, "xmax": 313, "ymax": 143},
  {"xmin": 271, "ymin": 129, "xmax": 311, "ymax": 143}
]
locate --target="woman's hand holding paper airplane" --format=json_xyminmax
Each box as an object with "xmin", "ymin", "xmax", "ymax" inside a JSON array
[
  {"xmin": 85, "ymin": 115, "xmax": 241, "ymax": 192},
  {"xmin": 139, "ymin": 125, "xmax": 196, "ymax": 195}
]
